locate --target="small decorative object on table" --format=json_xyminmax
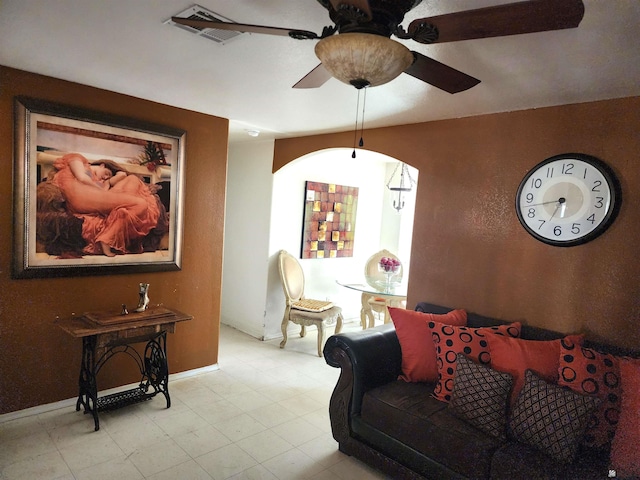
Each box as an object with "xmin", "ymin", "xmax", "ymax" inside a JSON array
[
  {"xmin": 135, "ymin": 283, "xmax": 150, "ymax": 312},
  {"xmin": 378, "ymin": 257, "xmax": 401, "ymax": 292}
]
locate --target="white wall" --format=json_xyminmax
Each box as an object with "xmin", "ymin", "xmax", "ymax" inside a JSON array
[
  {"xmin": 223, "ymin": 142, "xmax": 417, "ymax": 341},
  {"xmin": 221, "ymin": 140, "xmax": 275, "ymax": 338}
]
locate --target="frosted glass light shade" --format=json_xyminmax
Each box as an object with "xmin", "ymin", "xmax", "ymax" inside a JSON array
[{"xmin": 315, "ymin": 33, "xmax": 413, "ymax": 88}]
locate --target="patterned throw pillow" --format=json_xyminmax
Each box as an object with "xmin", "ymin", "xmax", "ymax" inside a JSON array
[
  {"xmin": 558, "ymin": 340, "xmax": 622, "ymax": 449},
  {"xmin": 389, "ymin": 308, "xmax": 467, "ymax": 383},
  {"xmin": 430, "ymin": 322, "xmax": 521, "ymax": 402},
  {"xmin": 448, "ymin": 354, "xmax": 513, "ymax": 441},
  {"xmin": 509, "ymin": 369, "xmax": 601, "ymax": 464}
]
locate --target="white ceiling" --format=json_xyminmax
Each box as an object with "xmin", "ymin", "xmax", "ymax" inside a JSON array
[{"xmin": 1, "ymin": 1, "xmax": 639, "ymax": 144}]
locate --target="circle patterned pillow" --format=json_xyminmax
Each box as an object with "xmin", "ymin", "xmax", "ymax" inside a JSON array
[
  {"xmin": 558, "ymin": 338, "xmax": 622, "ymax": 449},
  {"xmin": 429, "ymin": 321, "xmax": 521, "ymax": 402}
]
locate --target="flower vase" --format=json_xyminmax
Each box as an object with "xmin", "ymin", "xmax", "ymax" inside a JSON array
[
  {"xmin": 384, "ymin": 271, "xmax": 395, "ymax": 293},
  {"xmin": 378, "ymin": 257, "xmax": 401, "ymax": 293}
]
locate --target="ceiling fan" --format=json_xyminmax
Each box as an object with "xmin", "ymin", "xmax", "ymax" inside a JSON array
[{"xmin": 172, "ymin": 0, "xmax": 585, "ymax": 94}]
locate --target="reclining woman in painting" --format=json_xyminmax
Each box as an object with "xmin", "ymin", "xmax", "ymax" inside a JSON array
[{"xmin": 49, "ymin": 152, "xmax": 161, "ymax": 257}]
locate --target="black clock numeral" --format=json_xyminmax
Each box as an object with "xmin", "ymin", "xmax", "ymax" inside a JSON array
[
  {"xmin": 553, "ymin": 226, "xmax": 562, "ymax": 236},
  {"xmin": 571, "ymin": 223, "xmax": 581, "ymax": 235},
  {"xmin": 527, "ymin": 208, "xmax": 536, "ymax": 218},
  {"xmin": 592, "ymin": 180, "xmax": 602, "ymax": 192},
  {"xmin": 530, "ymin": 178, "xmax": 542, "ymax": 189},
  {"xmin": 562, "ymin": 163, "xmax": 574, "ymax": 175},
  {"xmin": 537, "ymin": 220, "xmax": 546, "ymax": 230},
  {"xmin": 587, "ymin": 213, "xmax": 596, "ymax": 224},
  {"xmin": 582, "ymin": 168, "xmax": 588, "ymax": 179},
  {"xmin": 546, "ymin": 167, "xmax": 554, "ymax": 178},
  {"xmin": 526, "ymin": 193, "xmax": 534, "ymax": 203},
  {"xmin": 595, "ymin": 197, "xmax": 604, "ymax": 208}
]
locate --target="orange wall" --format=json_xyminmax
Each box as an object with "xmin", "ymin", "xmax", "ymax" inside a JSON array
[
  {"xmin": 274, "ymin": 97, "xmax": 640, "ymax": 350},
  {"xmin": 0, "ymin": 67, "xmax": 227, "ymax": 414}
]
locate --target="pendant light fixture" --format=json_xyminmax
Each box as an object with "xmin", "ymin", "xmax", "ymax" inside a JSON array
[{"xmin": 386, "ymin": 162, "xmax": 416, "ymax": 213}]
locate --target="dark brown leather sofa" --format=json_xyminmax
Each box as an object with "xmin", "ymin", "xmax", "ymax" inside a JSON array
[{"xmin": 323, "ymin": 302, "xmax": 636, "ymax": 480}]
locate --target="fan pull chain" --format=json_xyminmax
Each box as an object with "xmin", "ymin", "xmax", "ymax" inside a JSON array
[
  {"xmin": 359, "ymin": 87, "xmax": 367, "ymax": 148},
  {"xmin": 352, "ymin": 89, "xmax": 361, "ymax": 159}
]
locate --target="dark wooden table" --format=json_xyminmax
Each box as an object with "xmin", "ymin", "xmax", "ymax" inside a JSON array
[{"xmin": 57, "ymin": 307, "xmax": 192, "ymax": 431}]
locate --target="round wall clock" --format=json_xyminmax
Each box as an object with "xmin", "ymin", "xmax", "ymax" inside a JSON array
[{"xmin": 515, "ymin": 153, "xmax": 621, "ymax": 247}]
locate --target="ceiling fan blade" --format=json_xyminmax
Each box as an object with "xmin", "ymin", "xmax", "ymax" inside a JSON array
[
  {"xmin": 404, "ymin": 52, "xmax": 480, "ymax": 94},
  {"xmin": 171, "ymin": 17, "xmax": 319, "ymax": 40},
  {"xmin": 293, "ymin": 64, "xmax": 333, "ymax": 89},
  {"xmin": 329, "ymin": 0, "xmax": 372, "ymax": 20},
  {"xmin": 408, "ymin": 0, "xmax": 585, "ymax": 44}
]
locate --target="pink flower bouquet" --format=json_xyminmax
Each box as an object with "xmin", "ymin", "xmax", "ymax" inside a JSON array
[{"xmin": 378, "ymin": 257, "xmax": 401, "ymax": 273}]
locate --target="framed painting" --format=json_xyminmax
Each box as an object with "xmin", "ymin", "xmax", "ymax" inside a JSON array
[
  {"xmin": 300, "ymin": 181, "xmax": 358, "ymax": 259},
  {"xmin": 12, "ymin": 97, "xmax": 186, "ymax": 278}
]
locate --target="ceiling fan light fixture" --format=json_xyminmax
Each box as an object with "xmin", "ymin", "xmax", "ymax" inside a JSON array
[{"xmin": 315, "ymin": 33, "xmax": 413, "ymax": 88}]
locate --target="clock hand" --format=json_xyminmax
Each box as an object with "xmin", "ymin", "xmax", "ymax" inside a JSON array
[
  {"xmin": 549, "ymin": 198, "xmax": 567, "ymax": 221},
  {"xmin": 523, "ymin": 197, "xmax": 567, "ymax": 208},
  {"xmin": 526, "ymin": 200, "xmax": 557, "ymax": 207}
]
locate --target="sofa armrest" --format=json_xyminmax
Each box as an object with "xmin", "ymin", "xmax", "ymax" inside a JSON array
[{"xmin": 323, "ymin": 324, "xmax": 402, "ymax": 421}]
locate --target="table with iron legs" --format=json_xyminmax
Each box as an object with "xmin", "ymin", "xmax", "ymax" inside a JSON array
[{"xmin": 57, "ymin": 307, "xmax": 192, "ymax": 431}]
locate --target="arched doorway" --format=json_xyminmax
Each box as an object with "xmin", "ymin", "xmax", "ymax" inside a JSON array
[
  {"xmin": 265, "ymin": 148, "xmax": 418, "ymax": 339},
  {"xmin": 221, "ymin": 142, "xmax": 418, "ymax": 341}
]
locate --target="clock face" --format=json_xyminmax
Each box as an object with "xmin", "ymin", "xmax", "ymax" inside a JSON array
[{"xmin": 515, "ymin": 154, "xmax": 621, "ymax": 246}]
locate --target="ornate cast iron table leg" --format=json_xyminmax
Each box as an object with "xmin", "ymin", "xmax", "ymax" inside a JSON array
[
  {"xmin": 142, "ymin": 331, "xmax": 171, "ymax": 407},
  {"xmin": 76, "ymin": 335, "xmax": 100, "ymax": 431}
]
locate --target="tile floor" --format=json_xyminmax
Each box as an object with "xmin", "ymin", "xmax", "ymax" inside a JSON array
[{"xmin": 0, "ymin": 320, "xmax": 390, "ymax": 480}]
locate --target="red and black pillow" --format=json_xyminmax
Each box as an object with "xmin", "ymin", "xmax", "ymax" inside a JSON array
[
  {"xmin": 487, "ymin": 334, "xmax": 584, "ymax": 408},
  {"xmin": 389, "ymin": 307, "xmax": 467, "ymax": 383},
  {"xmin": 558, "ymin": 339, "xmax": 622, "ymax": 450},
  {"xmin": 429, "ymin": 322, "xmax": 521, "ymax": 402},
  {"xmin": 610, "ymin": 358, "xmax": 640, "ymax": 478}
]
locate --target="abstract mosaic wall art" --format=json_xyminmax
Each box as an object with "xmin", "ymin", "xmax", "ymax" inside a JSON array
[{"xmin": 301, "ymin": 181, "xmax": 358, "ymax": 259}]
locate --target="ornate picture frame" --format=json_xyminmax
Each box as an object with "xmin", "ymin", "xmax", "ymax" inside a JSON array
[{"xmin": 13, "ymin": 97, "xmax": 186, "ymax": 278}]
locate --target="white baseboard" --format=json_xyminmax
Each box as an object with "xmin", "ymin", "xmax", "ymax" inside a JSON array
[{"xmin": 0, "ymin": 363, "xmax": 220, "ymax": 424}]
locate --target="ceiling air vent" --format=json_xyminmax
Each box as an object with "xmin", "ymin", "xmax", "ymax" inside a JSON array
[{"xmin": 165, "ymin": 4, "xmax": 243, "ymax": 45}]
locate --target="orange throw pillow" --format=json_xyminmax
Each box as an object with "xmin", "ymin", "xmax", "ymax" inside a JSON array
[
  {"xmin": 610, "ymin": 358, "xmax": 640, "ymax": 478},
  {"xmin": 430, "ymin": 322, "xmax": 521, "ymax": 402},
  {"xmin": 389, "ymin": 307, "xmax": 467, "ymax": 383},
  {"xmin": 558, "ymin": 340, "xmax": 622, "ymax": 449},
  {"xmin": 487, "ymin": 334, "xmax": 584, "ymax": 407}
]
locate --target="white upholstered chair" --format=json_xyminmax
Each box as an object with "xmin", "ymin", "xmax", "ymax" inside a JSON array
[
  {"xmin": 361, "ymin": 249, "xmax": 406, "ymax": 328},
  {"xmin": 277, "ymin": 250, "xmax": 343, "ymax": 357}
]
